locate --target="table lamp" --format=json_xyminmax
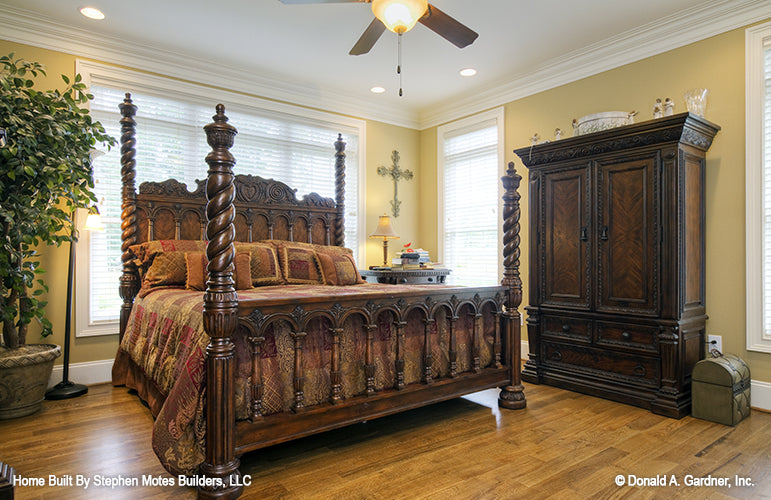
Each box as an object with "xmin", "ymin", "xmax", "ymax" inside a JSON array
[{"xmin": 369, "ymin": 214, "xmax": 399, "ymax": 266}]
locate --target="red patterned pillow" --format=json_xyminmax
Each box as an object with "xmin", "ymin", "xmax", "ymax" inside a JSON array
[
  {"xmin": 185, "ymin": 251, "xmax": 253, "ymax": 291},
  {"xmin": 234, "ymin": 242, "xmax": 284, "ymax": 285},
  {"xmin": 277, "ymin": 242, "xmax": 322, "ymax": 284},
  {"xmin": 316, "ymin": 251, "xmax": 364, "ymax": 285}
]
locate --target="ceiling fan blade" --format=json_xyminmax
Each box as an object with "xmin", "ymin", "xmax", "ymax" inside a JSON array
[
  {"xmin": 278, "ymin": 0, "xmax": 364, "ymax": 4},
  {"xmin": 419, "ymin": 4, "xmax": 478, "ymax": 49},
  {"xmin": 349, "ymin": 18, "xmax": 386, "ymax": 55}
]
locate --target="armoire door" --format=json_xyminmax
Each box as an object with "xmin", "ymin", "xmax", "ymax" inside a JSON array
[
  {"xmin": 541, "ymin": 165, "xmax": 592, "ymax": 309},
  {"xmin": 596, "ymin": 156, "xmax": 659, "ymax": 315}
]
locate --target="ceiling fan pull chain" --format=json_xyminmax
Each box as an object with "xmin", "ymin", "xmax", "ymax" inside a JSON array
[{"xmin": 398, "ymin": 32, "xmax": 403, "ymax": 96}]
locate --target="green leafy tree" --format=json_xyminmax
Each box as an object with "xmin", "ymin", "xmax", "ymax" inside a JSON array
[{"xmin": 0, "ymin": 53, "xmax": 116, "ymax": 348}]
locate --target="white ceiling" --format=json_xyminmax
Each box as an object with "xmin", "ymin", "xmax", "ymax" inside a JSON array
[{"xmin": 0, "ymin": 0, "xmax": 769, "ymax": 128}]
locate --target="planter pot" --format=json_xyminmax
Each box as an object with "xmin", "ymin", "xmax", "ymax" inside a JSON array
[{"xmin": 0, "ymin": 344, "xmax": 61, "ymax": 419}]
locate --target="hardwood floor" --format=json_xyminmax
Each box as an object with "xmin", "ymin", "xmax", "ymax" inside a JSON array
[{"xmin": 1, "ymin": 382, "xmax": 769, "ymax": 499}]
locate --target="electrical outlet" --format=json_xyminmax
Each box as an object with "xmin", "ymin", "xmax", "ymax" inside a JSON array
[{"xmin": 707, "ymin": 334, "xmax": 722, "ymax": 354}]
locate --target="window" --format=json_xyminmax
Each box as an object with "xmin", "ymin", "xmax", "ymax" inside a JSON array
[
  {"xmin": 75, "ymin": 61, "xmax": 365, "ymax": 336},
  {"xmin": 437, "ymin": 108, "xmax": 505, "ymax": 286},
  {"xmin": 746, "ymin": 21, "xmax": 771, "ymax": 353}
]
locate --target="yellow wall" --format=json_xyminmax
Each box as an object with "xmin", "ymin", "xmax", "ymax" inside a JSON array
[
  {"xmin": 364, "ymin": 121, "xmax": 421, "ymax": 266},
  {"xmin": 0, "ymin": 40, "xmax": 422, "ymax": 365},
  {"xmin": 421, "ymin": 22, "xmax": 771, "ymax": 383}
]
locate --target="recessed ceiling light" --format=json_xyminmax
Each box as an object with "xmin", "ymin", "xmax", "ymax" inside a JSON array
[
  {"xmin": 79, "ymin": 7, "xmax": 105, "ymax": 20},
  {"xmin": 459, "ymin": 68, "xmax": 477, "ymax": 77},
  {"xmin": 370, "ymin": 86, "xmax": 386, "ymax": 94}
]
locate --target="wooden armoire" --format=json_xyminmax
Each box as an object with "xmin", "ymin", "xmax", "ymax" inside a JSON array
[{"xmin": 515, "ymin": 112, "xmax": 720, "ymax": 418}]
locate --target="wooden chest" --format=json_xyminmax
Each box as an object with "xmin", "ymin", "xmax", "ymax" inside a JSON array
[{"xmin": 691, "ymin": 353, "xmax": 751, "ymax": 426}]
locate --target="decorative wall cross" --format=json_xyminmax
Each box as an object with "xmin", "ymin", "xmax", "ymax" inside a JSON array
[{"xmin": 377, "ymin": 150, "xmax": 413, "ymax": 218}]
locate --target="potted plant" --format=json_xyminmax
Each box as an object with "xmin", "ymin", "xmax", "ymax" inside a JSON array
[{"xmin": 0, "ymin": 53, "xmax": 115, "ymax": 418}]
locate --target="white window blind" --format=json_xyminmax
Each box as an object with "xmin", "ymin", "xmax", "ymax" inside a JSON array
[
  {"xmin": 439, "ymin": 109, "xmax": 504, "ymax": 286},
  {"xmin": 761, "ymin": 38, "xmax": 771, "ymax": 341},
  {"xmin": 746, "ymin": 21, "xmax": 771, "ymax": 353},
  {"xmin": 79, "ymin": 83, "xmax": 361, "ymax": 334}
]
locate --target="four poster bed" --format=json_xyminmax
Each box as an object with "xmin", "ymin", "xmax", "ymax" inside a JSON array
[{"xmin": 111, "ymin": 94, "xmax": 526, "ymax": 499}]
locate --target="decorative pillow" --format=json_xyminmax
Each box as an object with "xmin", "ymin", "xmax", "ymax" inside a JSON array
[
  {"xmin": 143, "ymin": 250, "xmax": 188, "ymax": 287},
  {"xmin": 233, "ymin": 251, "xmax": 253, "ymax": 290},
  {"xmin": 185, "ymin": 251, "xmax": 253, "ymax": 291},
  {"xmin": 129, "ymin": 239, "xmax": 207, "ymax": 267},
  {"xmin": 312, "ymin": 244, "xmax": 354, "ymax": 258},
  {"xmin": 316, "ymin": 251, "xmax": 364, "ymax": 285},
  {"xmin": 234, "ymin": 242, "xmax": 284, "ymax": 285},
  {"xmin": 277, "ymin": 242, "xmax": 322, "ymax": 284},
  {"xmin": 184, "ymin": 252, "xmax": 208, "ymax": 291}
]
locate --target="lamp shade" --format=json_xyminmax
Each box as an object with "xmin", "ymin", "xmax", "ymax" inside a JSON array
[
  {"xmin": 369, "ymin": 214, "xmax": 399, "ymax": 239},
  {"xmin": 371, "ymin": 0, "xmax": 428, "ymax": 34},
  {"xmin": 83, "ymin": 212, "xmax": 103, "ymax": 231}
]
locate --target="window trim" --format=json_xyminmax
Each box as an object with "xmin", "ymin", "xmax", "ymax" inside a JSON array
[
  {"xmin": 74, "ymin": 60, "xmax": 366, "ymax": 337},
  {"xmin": 436, "ymin": 107, "xmax": 505, "ymax": 281},
  {"xmin": 745, "ymin": 20, "xmax": 771, "ymax": 353}
]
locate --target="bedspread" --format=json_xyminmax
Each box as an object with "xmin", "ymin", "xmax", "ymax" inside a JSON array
[{"xmin": 112, "ymin": 284, "xmax": 498, "ymax": 476}]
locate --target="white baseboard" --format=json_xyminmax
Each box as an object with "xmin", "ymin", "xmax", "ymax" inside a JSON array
[
  {"xmin": 47, "ymin": 359, "xmax": 114, "ymax": 389},
  {"xmin": 751, "ymin": 380, "xmax": 771, "ymax": 412}
]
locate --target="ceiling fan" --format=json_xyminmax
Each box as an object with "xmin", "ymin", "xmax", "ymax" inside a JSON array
[{"xmin": 278, "ymin": 0, "xmax": 479, "ymax": 55}]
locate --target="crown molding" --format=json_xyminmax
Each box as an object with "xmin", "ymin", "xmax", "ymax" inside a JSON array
[
  {"xmin": 418, "ymin": 0, "xmax": 771, "ymax": 129},
  {"xmin": 0, "ymin": 1, "xmax": 768, "ymax": 131},
  {"xmin": 0, "ymin": 3, "xmax": 421, "ymax": 130}
]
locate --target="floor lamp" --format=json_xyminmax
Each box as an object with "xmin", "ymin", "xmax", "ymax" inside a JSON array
[{"xmin": 45, "ymin": 209, "xmax": 102, "ymax": 400}]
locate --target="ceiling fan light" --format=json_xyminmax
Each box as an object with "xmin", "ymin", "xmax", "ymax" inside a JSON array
[{"xmin": 372, "ymin": 0, "xmax": 427, "ymax": 34}]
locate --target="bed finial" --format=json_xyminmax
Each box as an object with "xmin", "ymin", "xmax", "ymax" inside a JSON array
[
  {"xmin": 118, "ymin": 93, "xmax": 139, "ymax": 342},
  {"xmin": 498, "ymin": 160, "xmax": 526, "ymax": 410},
  {"xmin": 206, "ymin": 104, "xmax": 237, "ymax": 152},
  {"xmin": 200, "ymin": 104, "xmax": 242, "ymax": 498},
  {"xmin": 333, "ymin": 133, "xmax": 346, "ymax": 247}
]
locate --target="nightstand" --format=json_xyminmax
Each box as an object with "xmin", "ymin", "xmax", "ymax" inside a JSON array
[{"xmin": 360, "ymin": 268, "xmax": 451, "ymax": 285}]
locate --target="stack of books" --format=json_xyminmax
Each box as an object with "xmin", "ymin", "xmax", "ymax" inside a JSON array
[{"xmin": 392, "ymin": 248, "xmax": 432, "ymax": 269}]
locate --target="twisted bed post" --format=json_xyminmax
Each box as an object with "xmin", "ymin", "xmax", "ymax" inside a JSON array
[
  {"xmin": 118, "ymin": 94, "xmax": 139, "ymax": 343},
  {"xmin": 498, "ymin": 161, "xmax": 527, "ymax": 409},
  {"xmin": 333, "ymin": 133, "xmax": 346, "ymax": 247},
  {"xmin": 200, "ymin": 104, "xmax": 242, "ymax": 499}
]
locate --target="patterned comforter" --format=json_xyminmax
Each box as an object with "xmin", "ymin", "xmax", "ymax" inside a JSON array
[{"xmin": 112, "ymin": 284, "xmax": 497, "ymax": 476}]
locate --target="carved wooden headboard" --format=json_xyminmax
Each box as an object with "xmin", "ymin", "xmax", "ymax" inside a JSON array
[{"xmin": 133, "ymin": 174, "xmax": 343, "ymax": 246}]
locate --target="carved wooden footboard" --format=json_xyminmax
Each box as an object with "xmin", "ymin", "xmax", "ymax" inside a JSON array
[{"xmin": 117, "ymin": 95, "xmax": 525, "ymax": 499}]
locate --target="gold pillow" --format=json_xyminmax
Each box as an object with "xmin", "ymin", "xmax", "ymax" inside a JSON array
[
  {"xmin": 316, "ymin": 251, "xmax": 364, "ymax": 285},
  {"xmin": 129, "ymin": 239, "xmax": 207, "ymax": 267},
  {"xmin": 143, "ymin": 251, "xmax": 188, "ymax": 287}
]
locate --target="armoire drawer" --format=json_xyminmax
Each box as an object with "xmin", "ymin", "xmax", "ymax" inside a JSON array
[
  {"xmin": 542, "ymin": 315, "xmax": 592, "ymax": 342},
  {"xmin": 595, "ymin": 321, "xmax": 659, "ymax": 354},
  {"xmin": 542, "ymin": 341, "xmax": 660, "ymax": 388}
]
